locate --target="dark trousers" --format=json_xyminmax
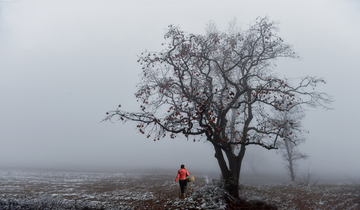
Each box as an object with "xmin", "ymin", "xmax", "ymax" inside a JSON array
[{"xmin": 179, "ymin": 179, "xmax": 187, "ymax": 194}]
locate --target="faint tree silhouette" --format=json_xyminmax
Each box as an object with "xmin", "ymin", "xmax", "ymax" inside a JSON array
[
  {"xmin": 272, "ymin": 106, "xmax": 309, "ymax": 181},
  {"xmin": 244, "ymin": 149, "xmax": 267, "ymax": 176}
]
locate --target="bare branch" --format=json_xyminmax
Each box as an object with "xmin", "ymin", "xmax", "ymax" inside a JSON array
[{"xmin": 103, "ymin": 16, "xmax": 332, "ymax": 197}]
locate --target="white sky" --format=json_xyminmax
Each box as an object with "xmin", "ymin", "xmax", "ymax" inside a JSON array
[{"xmin": 0, "ymin": 0, "xmax": 359, "ymax": 178}]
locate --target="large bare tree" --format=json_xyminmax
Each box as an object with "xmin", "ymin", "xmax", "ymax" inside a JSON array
[{"xmin": 104, "ymin": 17, "xmax": 332, "ymax": 198}]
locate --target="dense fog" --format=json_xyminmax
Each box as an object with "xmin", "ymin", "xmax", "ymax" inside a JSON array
[{"xmin": 1, "ymin": 0, "xmax": 359, "ymax": 181}]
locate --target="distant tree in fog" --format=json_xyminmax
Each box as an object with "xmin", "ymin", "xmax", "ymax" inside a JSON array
[
  {"xmin": 244, "ymin": 150, "xmax": 267, "ymax": 175},
  {"xmin": 271, "ymin": 107, "xmax": 309, "ymax": 181},
  {"xmin": 104, "ymin": 17, "xmax": 332, "ymax": 198}
]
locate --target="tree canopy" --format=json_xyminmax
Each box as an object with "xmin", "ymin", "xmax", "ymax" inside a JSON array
[
  {"xmin": 104, "ymin": 16, "xmax": 332, "ymax": 198},
  {"xmin": 106, "ymin": 17, "xmax": 330, "ymax": 148}
]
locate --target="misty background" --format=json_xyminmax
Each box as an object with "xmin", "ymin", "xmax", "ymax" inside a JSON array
[{"xmin": 1, "ymin": 0, "xmax": 359, "ymax": 179}]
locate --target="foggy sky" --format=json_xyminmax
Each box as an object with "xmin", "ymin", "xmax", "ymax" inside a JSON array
[{"xmin": 1, "ymin": 0, "xmax": 359, "ymax": 178}]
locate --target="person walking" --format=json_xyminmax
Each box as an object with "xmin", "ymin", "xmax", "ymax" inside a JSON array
[{"xmin": 175, "ymin": 164, "xmax": 189, "ymax": 199}]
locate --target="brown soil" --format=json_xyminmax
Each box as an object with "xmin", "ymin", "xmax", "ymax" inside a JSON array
[{"xmin": 0, "ymin": 170, "xmax": 359, "ymax": 209}]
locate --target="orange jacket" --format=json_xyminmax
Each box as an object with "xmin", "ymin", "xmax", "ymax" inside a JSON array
[{"xmin": 175, "ymin": 168, "xmax": 189, "ymax": 182}]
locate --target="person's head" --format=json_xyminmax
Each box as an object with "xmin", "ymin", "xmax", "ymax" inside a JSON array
[{"xmin": 181, "ymin": 164, "xmax": 185, "ymax": 169}]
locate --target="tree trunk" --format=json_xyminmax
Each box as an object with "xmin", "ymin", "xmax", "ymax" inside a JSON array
[
  {"xmin": 284, "ymin": 136, "xmax": 296, "ymax": 181},
  {"xmin": 214, "ymin": 143, "xmax": 246, "ymax": 199},
  {"xmin": 289, "ymin": 160, "xmax": 295, "ymax": 182}
]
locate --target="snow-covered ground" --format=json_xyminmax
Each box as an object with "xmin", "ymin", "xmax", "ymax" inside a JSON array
[
  {"xmin": 0, "ymin": 169, "xmax": 225, "ymax": 209},
  {"xmin": 0, "ymin": 169, "xmax": 359, "ymax": 209}
]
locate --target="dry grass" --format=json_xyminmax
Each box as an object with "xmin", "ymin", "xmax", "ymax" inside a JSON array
[
  {"xmin": 0, "ymin": 169, "xmax": 359, "ymax": 209},
  {"xmin": 239, "ymin": 184, "xmax": 360, "ymax": 209}
]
